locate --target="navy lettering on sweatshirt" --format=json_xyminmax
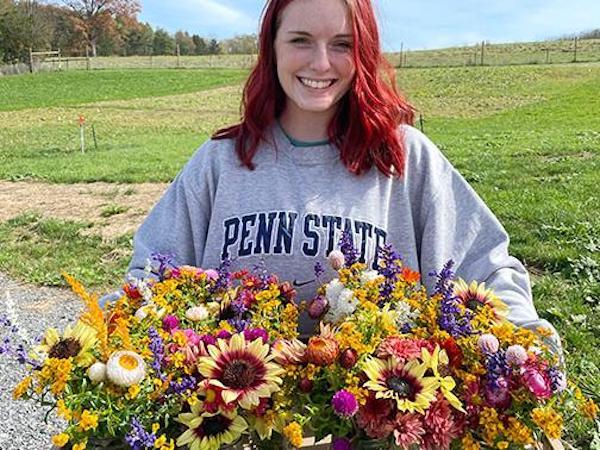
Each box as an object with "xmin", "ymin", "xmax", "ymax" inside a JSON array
[{"xmin": 221, "ymin": 211, "xmax": 386, "ymax": 268}]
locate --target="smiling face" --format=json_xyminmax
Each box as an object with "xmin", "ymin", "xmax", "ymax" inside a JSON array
[{"xmin": 274, "ymin": 0, "xmax": 356, "ymax": 126}]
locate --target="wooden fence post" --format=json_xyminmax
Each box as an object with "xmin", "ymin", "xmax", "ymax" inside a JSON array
[
  {"xmin": 480, "ymin": 41, "xmax": 485, "ymax": 66},
  {"xmin": 573, "ymin": 37, "xmax": 578, "ymax": 63},
  {"xmin": 28, "ymin": 47, "xmax": 34, "ymax": 73},
  {"xmin": 176, "ymin": 44, "xmax": 180, "ymax": 68},
  {"xmin": 85, "ymin": 47, "xmax": 91, "ymax": 70},
  {"xmin": 399, "ymin": 42, "xmax": 403, "ymax": 68}
]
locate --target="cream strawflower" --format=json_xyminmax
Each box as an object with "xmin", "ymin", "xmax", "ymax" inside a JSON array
[
  {"xmin": 106, "ymin": 351, "xmax": 146, "ymax": 387},
  {"xmin": 186, "ymin": 305, "xmax": 209, "ymax": 322},
  {"xmin": 87, "ymin": 362, "xmax": 107, "ymax": 383}
]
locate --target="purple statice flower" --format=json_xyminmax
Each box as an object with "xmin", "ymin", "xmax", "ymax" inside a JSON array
[
  {"xmin": 314, "ymin": 261, "xmax": 325, "ymax": 279},
  {"xmin": 125, "ymin": 417, "xmax": 156, "ymax": 450},
  {"xmin": 483, "ymin": 350, "xmax": 513, "ymax": 408},
  {"xmin": 210, "ymin": 259, "xmax": 232, "ymax": 293},
  {"xmin": 244, "ymin": 328, "xmax": 269, "ymax": 343},
  {"xmin": 332, "ymin": 437, "xmax": 352, "ymax": 450},
  {"xmin": 547, "ymin": 366, "xmax": 567, "ymax": 393},
  {"xmin": 331, "ymin": 389, "xmax": 359, "ymax": 418},
  {"xmin": 430, "ymin": 261, "xmax": 473, "ymax": 337},
  {"xmin": 376, "ymin": 244, "xmax": 404, "ymax": 300},
  {"xmin": 252, "ymin": 260, "xmax": 271, "ymax": 285},
  {"xmin": 229, "ymin": 317, "xmax": 251, "ymax": 332},
  {"xmin": 149, "ymin": 252, "xmax": 176, "ymax": 281},
  {"xmin": 228, "ymin": 298, "xmax": 251, "ymax": 332},
  {"xmin": 485, "ymin": 350, "xmax": 512, "ymax": 389},
  {"xmin": 148, "ymin": 327, "xmax": 165, "ymax": 380},
  {"xmin": 168, "ymin": 375, "xmax": 197, "ymax": 395},
  {"xmin": 0, "ymin": 317, "xmax": 41, "ymax": 368},
  {"xmin": 339, "ymin": 229, "xmax": 359, "ymax": 267}
]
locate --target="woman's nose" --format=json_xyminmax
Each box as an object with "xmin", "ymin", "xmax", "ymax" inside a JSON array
[{"xmin": 310, "ymin": 44, "xmax": 332, "ymax": 72}]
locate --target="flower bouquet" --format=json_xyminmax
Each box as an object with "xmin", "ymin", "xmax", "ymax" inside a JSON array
[
  {"xmin": 3, "ymin": 238, "xmax": 598, "ymax": 450},
  {"xmin": 272, "ymin": 234, "xmax": 599, "ymax": 449},
  {"xmin": 7, "ymin": 255, "xmax": 304, "ymax": 450}
]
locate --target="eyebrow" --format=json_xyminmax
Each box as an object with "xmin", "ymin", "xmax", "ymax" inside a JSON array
[{"xmin": 286, "ymin": 31, "xmax": 353, "ymax": 39}]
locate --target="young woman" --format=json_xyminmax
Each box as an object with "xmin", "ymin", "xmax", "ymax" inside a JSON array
[{"xmin": 126, "ymin": 0, "xmax": 559, "ymax": 350}]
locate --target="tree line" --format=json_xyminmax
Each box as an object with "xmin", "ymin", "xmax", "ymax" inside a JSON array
[{"xmin": 0, "ymin": 0, "xmax": 258, "ymax": 64}]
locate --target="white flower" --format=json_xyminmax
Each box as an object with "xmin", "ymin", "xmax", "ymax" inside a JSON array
[
  {"xmin": 325, "ymin": 279, "xmax": 344, "ymax": 303},
  {"xmin": 393, "ymin": 301, "xmax": 420, "ymax": 329},
  {"xmin": 87, "ymin": 362, "xmax": 107, "ymax": 383},
  {"xmin": 360, "ymin": 270, "xmax": 381, "ymax": 284},
  {"xmin": 325, "ymin": 288, "xmax": 358, "ymax": 324},
  {"xmin": 106, "ymin": 350, "xmax": 146, "ymax": 387},
  {"xmin": 185, "ymin": 305, "xmax": 209, "ymax": 322}
]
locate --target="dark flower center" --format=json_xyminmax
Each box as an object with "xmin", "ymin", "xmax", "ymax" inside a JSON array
[
  {"xmin": 196, "ymin": 415, "xmax": 232, "ymax": 437},
  {"xmin": 388, "ymin": 376, "xmax": 414, "ymax": 399},
  {"xmin": 466, "ymin": 298, "xmax": 482, "ymax": 311},
  {"xmin": 48, "ymin": 338, "xmax": 81, "ymax": 359},
  {"xmin": 222, "ymin": 360, "xmax": 257, "ymax": 388}
]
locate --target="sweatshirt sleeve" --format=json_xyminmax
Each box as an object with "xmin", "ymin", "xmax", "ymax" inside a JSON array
[
  {"xmin": 407, "ymin": 129, "xmax": 562, "ymax": 355},
  {"xmin": 127, "ymin": 142, "xmax": 217, "ymax": 280}
]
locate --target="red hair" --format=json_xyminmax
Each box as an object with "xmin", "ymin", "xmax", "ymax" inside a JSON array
[{"xmin": 212, "ymin": 0, "xmax": 414, "ymax": 177}]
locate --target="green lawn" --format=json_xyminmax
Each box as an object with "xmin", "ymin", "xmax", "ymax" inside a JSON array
[{"xmin": 0, "ymin": 64, "xmax": 599, "ymax": 444}]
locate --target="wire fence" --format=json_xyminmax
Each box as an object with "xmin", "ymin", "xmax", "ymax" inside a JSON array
[{"xmin": 1, "ymin": 39, "xmax": 599, "ymax": 75}]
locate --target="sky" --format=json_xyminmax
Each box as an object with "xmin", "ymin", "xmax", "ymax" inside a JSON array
[{"xmin": 138, "ymin": 0, "xmax": 600, "ymax": 51}]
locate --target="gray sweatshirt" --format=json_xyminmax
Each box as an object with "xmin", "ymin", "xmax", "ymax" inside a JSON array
[{"xmin": 128, "ymin": 123, "xmax": 559, "ymax": 348}]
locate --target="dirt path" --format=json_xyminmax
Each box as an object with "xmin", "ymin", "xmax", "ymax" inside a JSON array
[{"xmin": 0, "ymin": 180, "xmax": 168, "ymax": 239}]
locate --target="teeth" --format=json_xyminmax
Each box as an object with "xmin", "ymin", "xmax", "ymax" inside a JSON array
[{"xmin": 299, "ymin": 77, "xmax": 334, "ymax": 89}]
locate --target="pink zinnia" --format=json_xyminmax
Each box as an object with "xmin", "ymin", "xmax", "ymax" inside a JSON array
[
  {"xmin": 332, "ymin": 390, "xmax": 359, "ymax": 418},
  {"xmin": 394, "ymin": 413, "xmax": 425, "ymax": 449},
  {"xmin": 422, "ymin": 395, "xmax": 460, "ymax": 450},
  {"xmin": 356, "ymin": 394, "xmax": 395, "ymax": 439},
  {"xmin": 377, "ymin": 337, "xmax": 433, "ymax": 363}
]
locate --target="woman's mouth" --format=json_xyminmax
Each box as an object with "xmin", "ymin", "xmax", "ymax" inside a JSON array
[{"xmin": 298, "ymin": 77, "xmax": 336, "ymax": 89}]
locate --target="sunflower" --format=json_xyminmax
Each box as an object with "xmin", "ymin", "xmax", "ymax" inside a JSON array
[
  {"xmin": 197, "ymin": 333, "xmax": 284, "ymax": 410},
  {"xmin": 453, "ymin": 279, "xmax": 509, "ymax": 321},
  {"xmin": 36, "ymin": 321, "xmax": 97, "ymax": 368},
  {"xmin": 363, "ymin": 357, "xmax": 438, "ymax": 414},
  {"xmin": 177, "ymin": 402, "xmax": 247, "ymax": 450}
]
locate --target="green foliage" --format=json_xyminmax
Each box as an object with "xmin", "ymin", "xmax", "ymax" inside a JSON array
[
  {"xmin": 100, "ymin": 204, "xmax": 129, "ymax": 218},
  {"xmin": 0, "ymin": 67, "xmax": 247, "ymax": 111},
  {"xmin": 0, "ymin": 213, "xmax": 131, "ymax": 288},
  {"xmin": 152, "ymin": 28, "xmax": 175, "ymax": 55}
]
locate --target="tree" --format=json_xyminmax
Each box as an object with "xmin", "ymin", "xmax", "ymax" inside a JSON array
[
  {"xmin": 124, "ymin": 21, "xmax": 153, "ymax": 55},
  {"xmin": 0, "ymin": 0, "xmax": 50, "ymax": 63},
  {"xmin": 207, "ymin": 38, "xmax": 220, "ymax": 55},
  {"xmin": 192, "ymin": 34, "xmax": 207, "ymax": 55},
  {"xmin": 152, "ymin": 27, "xmax": 174, "ymax": 55},
  {"xmin": 175, "ymin": 30, "xmax": 194, "ymax": 55},
  {"xmin": 222, "ymin": 33, "xmax": 257, "ymax": 54},
  {"xmin": 62, "ymin": 0, "xmax": 140, "ymax": 57}
]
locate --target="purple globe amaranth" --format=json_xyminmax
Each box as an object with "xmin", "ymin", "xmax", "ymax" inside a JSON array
[
  {"xmin": 161, "ymin": 315, "xmax": 179, "ymax": 332},
  {"xmin": 331, "ymin": 389, "xmax": 359, "ymax": 418},
  {"xmin": 332, "ymin": 437, "xmax": 352, "ymax": 450}
]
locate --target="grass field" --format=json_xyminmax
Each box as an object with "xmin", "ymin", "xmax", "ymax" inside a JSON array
[{"xmin": 1, "ymin": 63, "xmax": 599, "ymax": 444}]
